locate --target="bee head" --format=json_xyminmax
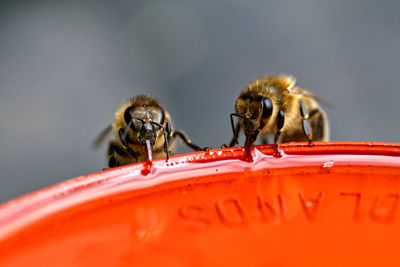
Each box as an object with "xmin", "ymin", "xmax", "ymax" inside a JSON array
[
  {"xmin": 121, "ymin": 104, "xmax": 165, "ymax": 141},
  {"xmin": 120, "ymin": 103, "xmax": 170, "ymax": 163},
  {"xmin": 234, "ymin": 96, "xmax": 273, "ymax": 158},
  {"xmin": 236, "ymin": 96, "xmax": 273, "ymax": 135}
]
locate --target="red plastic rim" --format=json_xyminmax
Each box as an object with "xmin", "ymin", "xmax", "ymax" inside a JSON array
[{"xmin": 1, "ymin": 141, "xmax": 400, "ymax": 266}]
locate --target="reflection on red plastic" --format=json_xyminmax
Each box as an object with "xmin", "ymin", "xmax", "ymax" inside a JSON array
[{"xmin": 1, "ymin": 142, "xmax": 400, "ymax": 266}]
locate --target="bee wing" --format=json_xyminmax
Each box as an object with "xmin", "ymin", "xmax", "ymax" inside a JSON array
[
  {"xmin": 290, "ymin": 86, "xmax": 333, "ymax": 108},
  {"xmin": 92, "ymin": 124, "xmax": 113, "ymax": 149}
]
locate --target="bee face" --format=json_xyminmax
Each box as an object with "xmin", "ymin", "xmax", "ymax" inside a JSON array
[
  {"xmin": 93, "ymin": 94, "xmax": 205, "ymax": 168},
  {"xmin": 114, "ymin": 96, "xmax": 171, "ymax": 164},
  {"xmin": 236, "ymin": 95, "xmax": 274, "ymax": 137},
  {"xmin": 229, "ymin": 74, "xmax": 329, "ymax": 158},
  {"xmin": 124, "ymin": 105, "xmax": 164, "ymax": 143}
]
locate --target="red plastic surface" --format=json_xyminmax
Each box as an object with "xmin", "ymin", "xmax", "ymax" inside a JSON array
[{"xmin": 1, "ymin": 142, "xmax": 400, "ymax": 266}]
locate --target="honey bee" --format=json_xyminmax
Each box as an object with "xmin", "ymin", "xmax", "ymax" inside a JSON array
[
  {"xmin": 229, "ymin": 74, "xmax": 330, "ymax": 158},
  {"xmin": 93, "ymin": 94, "xmax": 204, "ymax": 168}
]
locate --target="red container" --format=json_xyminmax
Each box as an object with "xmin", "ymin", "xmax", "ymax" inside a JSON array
[{"xmin": 1, "ymin": 142, "xmax": 400, "ymax": 266}]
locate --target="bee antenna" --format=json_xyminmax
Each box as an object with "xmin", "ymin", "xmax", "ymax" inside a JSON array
[
  {"xmin": 132, "ymin": 116, "xmax": 145, "ymax": 123},
  {"xmin": 150, "ymin": 121, "xmax": 170, "ymax": 160},
  {"xmin": 121, "ymin": 116, "xmax": 143, "ymax": 145}
]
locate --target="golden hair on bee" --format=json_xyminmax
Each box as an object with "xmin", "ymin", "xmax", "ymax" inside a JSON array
[
  {"xmin": 93, "ymin": 94, "xmax": 204, "ymax": 168},
  {"xmin": 229, "ymin": 74, "xmax": 330, "ymax": 158}
]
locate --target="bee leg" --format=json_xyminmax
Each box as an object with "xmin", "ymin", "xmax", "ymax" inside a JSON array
[
  {"xmin": 150, "ymin": 121, "xmax": 171, "ymax": 160},
  {"xmin": 118, "ymin": 127, "xmax": 140, "ymax": 161},
  {"xmin": 273, "ymin": 110, "xmax": 285, "ymax": 153},
  {"xmin": 162, "ymin": 127, "xmax": 170, "ymax": 160},
  {"xmin": 308, "ymin": 109, "xmax": 328, "ymax": 141},
  {"xmin": 173, "ymin": 131, "xmax": 210, "ymax": 151},
  {"xmin": 228, "ymin": 122, "xmax": 241, "ymax": 147},
  {"xmin": 118, "ymin": 128, "xmax": 135, "ymax": 147},
  {"xmin": 299, "ymin": 99, "xmax": 313, "ymax": 144},
  {"xmin": 107, "ymin": 142, "xmax": 121, "ymax": 168},
  {"xmin": 108, "ymin": 153, "xmax": 117, "ymax": 168},
  {"xmin": 229, "ymin": 114, "xmax": 239, "ymax": 146},
  {"xmin": 229, "ymin": 113, "xmax": 242, "ymax": 147},
  {"xmin": 107, "ymin": 141, "xmax": 137, "ymax": 168}
]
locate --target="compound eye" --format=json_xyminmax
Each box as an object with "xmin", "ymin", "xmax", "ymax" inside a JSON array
[
  {"xmin": 124, "ymin": 107, "xmax": 133, "ymax": 124},
  {"xmin": 262, "ymin": 98, "xmax": 273, "ymax": 119}
]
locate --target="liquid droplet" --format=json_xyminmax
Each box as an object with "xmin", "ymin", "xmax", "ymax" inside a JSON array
[{"xmin": 323, "ymin": 161, "xmax": 334, "ymax": 168}]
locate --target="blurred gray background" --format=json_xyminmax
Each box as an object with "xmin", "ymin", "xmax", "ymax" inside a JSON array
[{"xmin": 1, "ymin": 0, "xmax": 400, "ymax": 203}]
